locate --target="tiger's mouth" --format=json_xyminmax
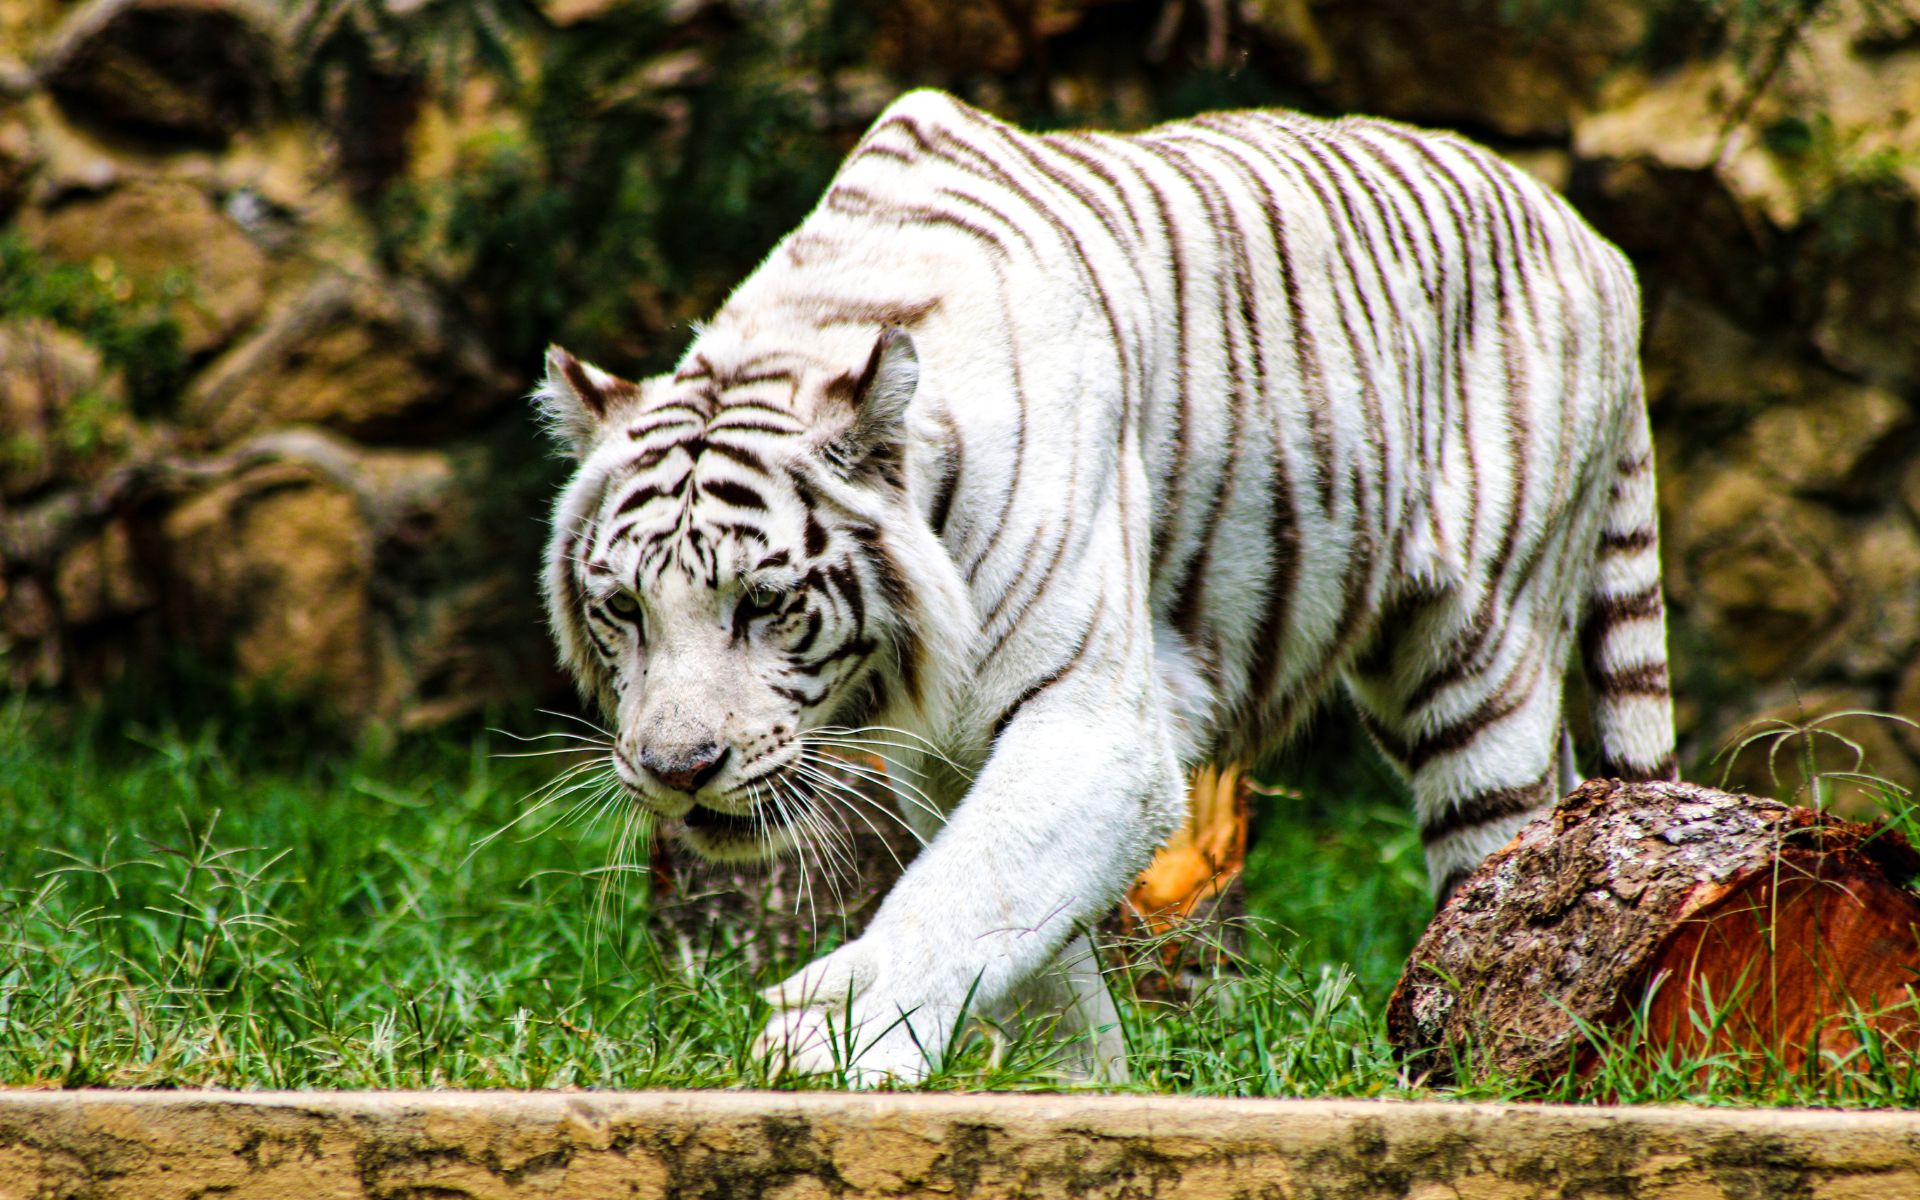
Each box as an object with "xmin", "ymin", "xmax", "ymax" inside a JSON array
[
  {"xmin": 681, "ymin": 802, "xmax": 763, "ymax": 838},
  {"xmin": 677, "ymin": 798, "xmax": 797, "ymax": 863}
]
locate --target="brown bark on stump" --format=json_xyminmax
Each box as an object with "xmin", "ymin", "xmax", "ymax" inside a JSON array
[{"xmin": 1386, "ymin": 778, "xmax": 1920, "ymax": 1086}]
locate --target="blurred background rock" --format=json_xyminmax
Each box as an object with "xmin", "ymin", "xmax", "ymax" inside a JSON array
[{"xmin": 1, "ymin": 0, "xmax": 1915, "ymax": 792}]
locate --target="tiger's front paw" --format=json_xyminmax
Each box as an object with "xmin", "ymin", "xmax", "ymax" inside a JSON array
[
  {"xmin": 753, "ymin": 1003, "xmax": 935, "ymax": 1086},
  {"xmin": 750, "ymin": 939, "xmax": 945, "ymax": 1086}
]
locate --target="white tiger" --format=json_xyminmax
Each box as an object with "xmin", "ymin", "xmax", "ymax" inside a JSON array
[{"xmin": 534, "ymin": 88, "xmax": 1677, "ymax": 1082}]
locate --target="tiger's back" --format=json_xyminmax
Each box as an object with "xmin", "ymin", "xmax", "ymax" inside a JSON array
[{"xmin": 722, "ymin": 91, "xmax": 1673, "ymax": 892}]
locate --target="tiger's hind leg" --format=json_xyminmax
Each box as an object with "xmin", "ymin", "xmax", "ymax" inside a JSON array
[{"xmin": 1344, "ymin": 587, "xmax": 1573, "ymax": 903}]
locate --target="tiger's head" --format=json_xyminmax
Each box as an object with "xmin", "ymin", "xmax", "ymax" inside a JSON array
[{"xmin": 534, "ymin": 327, "xmax": 965, "ymax": 861}]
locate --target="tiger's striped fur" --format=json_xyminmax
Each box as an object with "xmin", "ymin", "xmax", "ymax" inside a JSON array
[{"xmin": 535, "ymin": 89, "xmax": 1677, "ymax": 1081}]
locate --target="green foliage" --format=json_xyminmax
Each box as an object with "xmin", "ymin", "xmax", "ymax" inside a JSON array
[
  {"xmin": 1713, "ymin": 0, "xmax": 1831, "ymax": 70},
  {"xmin": 1752, "ymin": 101, "xmax": 1920, "ymax": 257},
  {"xmin": 298, "ymin": 2, "xmax": 855, "ymax": 378},
  {"xmin": 0, "ymin": 232, "xmax": 186, "ymax": 417},
  {"xmin": 1431, "ymin": 975, "xmax": 1920, "ymax": 1107},
  {"xmin": 0, "ymin": 700, "xmax": 743, "ymax": 1088},
  {"xmin": 297, "ymin": 0, "xmax": 540, "ymax": 102},
  {"xmin": 6, "ymin": 695, "xmax": 1918, "ymax": 1101},
  {"xmin": 1557, "ymin": 979, "xmax": 1920, "ymax": 1107},
  {"xmin": 1806, "ymin": 158, "xmax": 1917, "ymax": 257},
  {"xmin": 0, "ymin": 699, "xmax": 1408, "ymax": 1092},
  {"xmin": 1243, "ymin": 787, "xmax": 1431, "ymax": 996},
  {"xmin": 1715, "ymin": 707, "xmax": 1920, "ymax": 849},
  {"xmin": 0, "ymin": 384, "xmax": 121, "ymax": 483}
]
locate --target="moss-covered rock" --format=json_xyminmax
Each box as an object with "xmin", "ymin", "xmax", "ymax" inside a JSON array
[
  {"xmin": 1665, "ymin": 465, "xmax": 1846, "ymax": 680},
  {"xmin": 0, "ymin": 104, "xmax": 36, "ymax": 218},
  {"xmin": 26, "ymin": 179, "xmax": 268, "ymax": 356},
  {"xmin": 1315, "ymin": 0, "xmax": 1645, "ymax": 138},
  {"xmin": 182, "ymin": 273, "xmax": 500, "ymax": 446},
  {"xmin": 0, "ymin": 317, "xmax": 130, "ymax": 500},
  {"xmin": 53, "ymin": 516, "xmax": 151, "ymax": 628},
  {"xmin": 159, "ymin": 460, "xmax": 390, "ymax": 712}
]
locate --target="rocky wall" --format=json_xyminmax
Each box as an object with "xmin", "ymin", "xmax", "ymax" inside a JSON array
[
  {"xmin": 0, "ymin": 0, "xmax": 561, "ymax": 726},
  {"xmin": 0, "ymin": 0, "xmax": 1915, "ymax": 784}
]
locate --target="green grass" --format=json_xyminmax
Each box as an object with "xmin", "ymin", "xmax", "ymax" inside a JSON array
[{"xmin": 0, "ymin": 696, "xmax": 1915, "ymax": 1104}]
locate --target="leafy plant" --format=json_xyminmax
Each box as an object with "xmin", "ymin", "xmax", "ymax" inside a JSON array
[
  {"xmin": 1715, "ymin": 706, "xmax": 1919, "ymax": 818},
  {"xmin": 295, "ymin": 1, "xmax": 858, "ymax": 377},
  {"xmin": 296, "ymin": 0, "xmax": 540, "ymax": 102},
  {"xmin": 0, "ymin": 233, "xmax": 186, "ymax": 416}
]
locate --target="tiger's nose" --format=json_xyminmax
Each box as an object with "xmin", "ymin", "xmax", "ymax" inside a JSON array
[{"xmin": 640, "ymin": 743, "xmax": 729, "ymax": 793}]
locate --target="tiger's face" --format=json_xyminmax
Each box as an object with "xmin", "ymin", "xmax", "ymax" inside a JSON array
[{"xmin": 538, "ymin": 329, "xmax": 927, "ymax": 861}]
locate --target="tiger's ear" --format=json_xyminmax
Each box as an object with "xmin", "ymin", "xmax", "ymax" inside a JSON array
[
  {"xmin": 534, "ymin": 346, "xmax": 640, "ymax": 458},
  {"xmin": 819, "ymin": 328, "xmax": 917, "ymax": 481}
]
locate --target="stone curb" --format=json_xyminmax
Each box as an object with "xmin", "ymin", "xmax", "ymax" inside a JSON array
[{"xmin": 0, "ymin": 1089, "xmax": 1915, "ymax": 1198}]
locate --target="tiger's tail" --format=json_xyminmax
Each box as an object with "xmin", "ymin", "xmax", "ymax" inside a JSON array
[{"xmin": 1578, "ymin": 383, "xmax": 1679, "ymax": 781}]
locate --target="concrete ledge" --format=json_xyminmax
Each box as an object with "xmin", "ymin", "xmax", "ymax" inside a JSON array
[{"xmin": 0, "ymin": 1090, "xmax": 1915, "ymax": 1198}]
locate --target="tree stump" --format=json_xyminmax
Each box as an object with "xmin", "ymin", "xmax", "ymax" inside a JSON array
[{"xmin": 1387, "ymin": 778, "xmax": 1920, "ymax": 1087}]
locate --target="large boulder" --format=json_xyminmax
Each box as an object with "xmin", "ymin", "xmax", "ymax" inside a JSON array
[
  {"xmin": 0, "ymin": 317, "xmax": 130, "ymax": 500},
  {"xmin": 1741, "ymin": 379, "xmax": 1910, "ymax": 498},
  {"xmin": 159, "ymin": 459, "xmax": 390, "ymax": 713},
  {"xmin": 1897, "ymin": 660, "xmax": 1920, "ymax": 760},
  {"xmin": 391, "ymin": 574, "xmax": 569, "ymax": 731},
  {"xmin": 1573, "ymin": 65, "xmax": 1790, "ymax": 329},
  {"xmin": 27, "ymin": 179, "xmax": 269, "ymax": 357},
  {"xmin": 0, "ymin": 571, "xmax": 62, "ymax": 687},
  {"xmin": 37, "ymin": 0, "xmax": 281, "ymax": 148},
  {"xmin": 147, "ymin": 430, "xmax": 527, "ymax": 722},
  {"xmin": 182, "ymin": 274, "xmax": 503, "ymax": 446},
  {"xmin": 52, "ymin": 516, "xmax": 152, "ymax": 629},
  {"xmin": 1663, "ymin": 465, "xmax": 1846, "ymax": 680},
  {"xmin": 1803, "ymin": 193, "xmax": 1920, "ymax": 389},
  {"xmin": 1577, "ymin": 61, "xmax": 1802, "ymax": 227},
  {"xmin": 866, "ymin": 0, "xmax": 1067, "ymax": 87},
  {"xmin": 1822, "ymin": 513, "xmax": 1920, "ymax": 682},
  {"xmin": 1577, "ymin": 3, "xmax": 1920, "ymax": 392},
  {"xmin": 1313, "ymin": 0, "xmax": 1645, "ymax": 139},
  {"xmin": 1645, "ymin": 293, "xmax": 1802, "ymax": 421},
  {"xmin": 0, "ymin": 1, "xmax": 60, "ymax": 66},
  {"xmin": 0, "ymin": 102, "xmax": 35, "ymax": 218},
  {"xmin": 1648, "ymin": 289, "xmax": 1918, "ymax": 695}
]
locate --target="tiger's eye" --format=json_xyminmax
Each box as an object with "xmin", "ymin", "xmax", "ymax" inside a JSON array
[{"xmin": 606, "ymin": 593, "xmax": 641, "ymax": 620}]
